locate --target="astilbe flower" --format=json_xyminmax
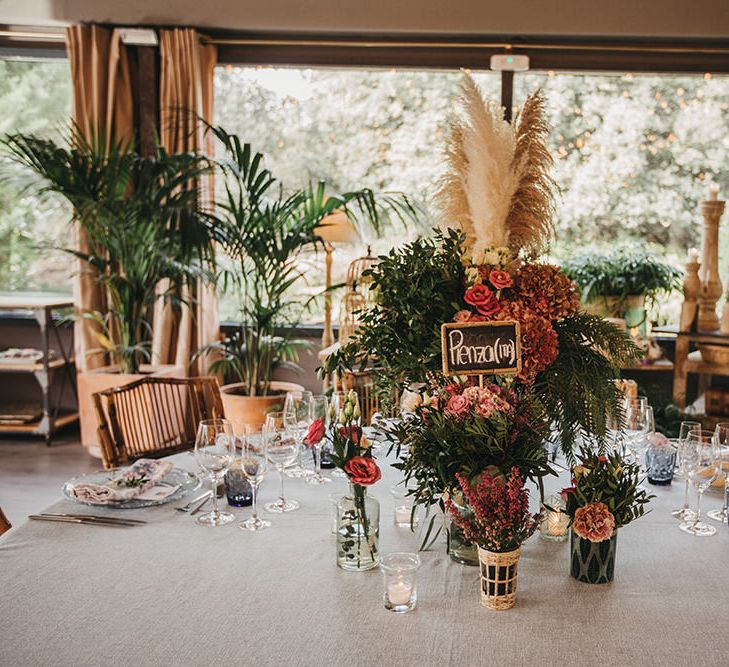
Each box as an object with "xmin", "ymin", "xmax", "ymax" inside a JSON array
[
  {"xmin": 496, "ymin": 300, "xmax": 558, "ymax": 384},
  {"xmin": 446, "ymin": 468, "xmax": 540, "ymax": 553},
  {"xmin": 512, "ymin": 264, "xmax": 580, "ymax": 322}
]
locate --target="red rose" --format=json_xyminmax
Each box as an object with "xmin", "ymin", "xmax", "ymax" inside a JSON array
[
  {"xmin": 343, "ymin": 456, "xmax": 381, "ymax": 486},
  {"xmin": 597, "ymin": 456, "xmax": 608, "ymax": 463},
  {"xmin": 464, "ymin": 284, "xmax": 500, "ymax": 317},
  {"xmin": 445, "ymin": 394, "xmax": 470, "ymax": 418},
  {"xmin": 303, "ymin": 418, "xmax": 325, "ymax": 448},
  {"xmin": 338, "ymin": 425, "xmax": 360, "ymax": 444},
  {"xmin": 489, "ymin": 269, "xmax": 513, "ymax": 290}
]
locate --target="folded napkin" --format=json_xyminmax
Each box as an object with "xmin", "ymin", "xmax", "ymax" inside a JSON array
[{"xmin": 69, "ymin": 459, "xmax": 174, "ymax": 505}]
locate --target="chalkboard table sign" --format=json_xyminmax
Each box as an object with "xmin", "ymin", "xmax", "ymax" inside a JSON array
[{"xmin": 441, "ymin": 320, "xmax": 522, "ymax": 377}]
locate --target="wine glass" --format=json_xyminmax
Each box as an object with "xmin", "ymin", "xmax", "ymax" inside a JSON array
[
  {"xmin": 283, "ymin": 390, "xmax": 314, "ymax": 479},
  {"xmin": 623, "ymin": 397, "xmax": 649, "ymax": 468},
  {"xmin": 671, "ymin": 420, "xmax": 701, "ymax": 520},
  {"xmin": 194, "ymin": 419, "xmax": 236, "ymax": 526},
  {"xmin": 680, "ymin": 430, "xmax": 720, "ymax": 537},
  {"xmin": 263, "ymin": 412, "xmax": 300, "ymax": 513},
  {"xmin": 707, "ymin": 422, "xmax": 729, "ymax": 524},
  {"xmin": 306, "ymin": 395, "xmax": 331, "ymax": 486},
  {"xmin": 238, "ymin": 423, "xmax": 271, "ymax": 532}
]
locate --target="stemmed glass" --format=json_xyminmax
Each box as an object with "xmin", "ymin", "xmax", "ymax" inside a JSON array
[
  {"xmin": 263, "ymin": 412, "xmax": 300, "ymax": 513},
  {"xmin": 672, "ymin": 420, "xmax": 701, "ymax": 519},
  {"xmin": 284, "ymin": 390, "xmax": 314, "ymax": 479},
  {"xmin": 238, "ymin": 423, "xmax": 271, "ymax": 531},
  {"xmin": 306, "ymin": 395, "xmax": 331, "ymax": 485},
  {"xmin": 707, "ymin": 422, "xmax": 729, "ymax": 524},
  {"xmin": 194, "ymin": 419, "xmax": 236, "ymax": 527},
  {"xmin": 679, "ymin": 430, "xmax": 720, "ymax": 537},
  {"xmin": 623, "ymin": 396, "xmax": 649, "ymax": 465}
]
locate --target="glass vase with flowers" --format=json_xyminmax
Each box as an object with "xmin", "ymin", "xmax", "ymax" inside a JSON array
[{"xmin": 329, "ymin": 390, "xmax": 382, "ymax": 571}]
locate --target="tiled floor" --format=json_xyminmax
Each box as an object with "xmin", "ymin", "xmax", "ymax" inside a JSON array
[{"xmin": 0, "ymin": 427, "xmax": 98, "ymax": 527}]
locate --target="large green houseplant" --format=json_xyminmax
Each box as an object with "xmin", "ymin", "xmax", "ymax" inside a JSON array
[
  {"xmin": 199, "ymin": 126, "xmax": 416, "ymax": 421},
  {"xmin": 3, "ymin": 128, "xmax": 217, "ymax": 453},
  {"xmin": 562, "ymin": 247, "xmax": 682, "ymax": 330},
  {"xmin": 3, "ymin": 128, "xmax": 216, "ymax": 373}
]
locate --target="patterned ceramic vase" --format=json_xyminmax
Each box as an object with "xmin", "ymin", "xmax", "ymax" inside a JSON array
[{"xmin": 570, "ymin": 529, "xmax": 617, "ymax": 584}]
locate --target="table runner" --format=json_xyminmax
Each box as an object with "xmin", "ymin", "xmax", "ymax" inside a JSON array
[{"xmin": 1, "ymin": 450, "xmax": 728, "ymax": 667}]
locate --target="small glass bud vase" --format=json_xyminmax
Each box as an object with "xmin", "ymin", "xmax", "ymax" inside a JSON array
[
  {"xmin": 336, "ymin": 484, "xmax": 380, "ymax": 571},
  {"xmin": 539, "ymin": 494, "xmax": 569, "ymax": 542}
]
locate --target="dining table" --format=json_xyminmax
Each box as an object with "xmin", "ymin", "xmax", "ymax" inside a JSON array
[{"xmin": 1, "ymin": 443, "xmax": 728, "ymax": 667}]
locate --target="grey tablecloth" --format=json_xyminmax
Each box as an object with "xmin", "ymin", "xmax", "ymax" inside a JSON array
[{"xmin": 1, "ymin": 448, "xmax": 728, "ymax": 667}]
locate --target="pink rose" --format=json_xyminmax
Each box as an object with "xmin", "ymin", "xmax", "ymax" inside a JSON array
[
  {"xmin": 573, "ymin": 502, "xmax": 615, "ymax": 543},
  {"xmin": 343, "ymin": 456, "xmax": 381, "ymax": 486},
  {"xmin": 489, "ymin": 269, "xmax": 513, "ymax": 290},
  {"xmin": 303, "ymin": 418, "xmax": 325, "ymax": 448},
  {"xmin": 454, "ymin": 310, "xmax": 472, "ymax": 323},
  {"xmin": 445, "ymin": 394, "xmax": 470, "ymax": 418},
  {"xmin": 464, "ymin": 284, "xmax": 500, "ymax": 317}
]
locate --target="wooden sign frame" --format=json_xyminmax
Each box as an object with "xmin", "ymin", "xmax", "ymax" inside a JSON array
[{"xmin": 441, "ymin": 320, "xmax": 522, "ymax": 377}]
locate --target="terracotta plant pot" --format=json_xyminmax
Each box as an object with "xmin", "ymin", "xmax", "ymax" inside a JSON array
[
  {"xmin": 78, "ymin": 364, "xmax": 184, "ymax": 458},
  {"xmin": 220, "ymin": 381, "xmax": 305, "ymax": 426}
]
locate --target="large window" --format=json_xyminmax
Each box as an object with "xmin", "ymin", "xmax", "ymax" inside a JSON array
[
  {"xmin": 214, "ymin": 66, "xmax": 500, "ymax": 322},
  {"xmin": 0, "ymin": 58, "xmax": 72, "ymax": 294},
  {"xmin": 513, "ymin": 71, "xmax": 729, "ymax": 323}
]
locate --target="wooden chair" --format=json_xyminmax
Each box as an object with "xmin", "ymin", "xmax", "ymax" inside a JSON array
[
  {"xmin": 93, "ymin": 376, "xmax": 225, "ymax": 469},
  {"xmin": 0, "ymin": 506, "xmax": 11, "ymax": 536}
]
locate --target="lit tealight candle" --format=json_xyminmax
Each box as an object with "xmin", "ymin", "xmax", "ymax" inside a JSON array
[
  {"xmin": 708, "ymin": 183, "xmax": 720, "ymax": 201},
  {"xmin": 387, "ymin": 580, "xmax": 413, "ymax": 606},
  {"xmin": 394, "ymin": 505, "xmax": 411, "ymax": 526}
]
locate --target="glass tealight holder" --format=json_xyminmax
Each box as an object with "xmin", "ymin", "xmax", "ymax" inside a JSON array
[
  {"xmin": 391, "ymin": 484, "xmax": 419, "ymax": 529},
  {"xmin": 381, "ymin": 552, "xmax": 420, "ymax": 613},
  {"xmin": 539, "ymin": 494, "xmax": 569, "ymax": 542},
  {"xmin": 646, "ymin": 437, "xmax": 677, "ymax": 485}
]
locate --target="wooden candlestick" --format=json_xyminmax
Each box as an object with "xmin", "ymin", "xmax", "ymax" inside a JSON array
[
  {"xmin": 680, "ymin": 254, "xmax": 701, "ymax": 332},
  {"xmin": 697, "ymin": 199, "xmax": 726, "ymax": 331}
]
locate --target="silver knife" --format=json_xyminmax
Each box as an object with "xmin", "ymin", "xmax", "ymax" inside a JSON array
[
  {"xmin": 40, "ymin": 512, "xmax": 147, "ymax": 525},
  {"xmin": 29, "ymin": 515, "xmax": 141, "ymax": 527}
]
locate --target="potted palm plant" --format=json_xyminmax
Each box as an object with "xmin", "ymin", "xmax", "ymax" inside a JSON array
[
  {"xmin": 201, "ymin": 126, "xmax": 416, "ymax": 424},
  {"xmin": 3, "ymin": 129, "xmax": 216, "ymax": 452}
]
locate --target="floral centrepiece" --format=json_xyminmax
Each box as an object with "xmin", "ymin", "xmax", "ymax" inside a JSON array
[
  {"xmin": 561, "ymin": 449, "xmax": 653, "ymax": 584},
  {"xmin": 329, "ymin": 390, "xmax": 381, "ymax": 571}
]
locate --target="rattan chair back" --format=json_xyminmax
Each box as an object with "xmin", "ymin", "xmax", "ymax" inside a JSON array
[{"xmin": 93, "ymin": 376, "xmax": 225, "ymax": 469}]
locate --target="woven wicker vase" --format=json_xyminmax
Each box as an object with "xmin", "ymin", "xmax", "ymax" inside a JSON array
[{"xmin": 477, "ymin": 546, "xmax": 520, "ymax": 610}]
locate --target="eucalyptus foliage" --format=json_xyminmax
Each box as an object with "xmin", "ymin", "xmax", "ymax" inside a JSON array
[{"xmin": 2, "ymin": 128, "xmax": 216, "ymax": 373}]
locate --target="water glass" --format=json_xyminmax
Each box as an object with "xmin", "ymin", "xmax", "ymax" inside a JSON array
[
  {"xmin": 224, "ymin": 462, "xmax": 253, "ymax": 507},
  {"xmin": 194, "ymin": 419, "xmax": 236, "ymax": 527},
  {"xmin": 381, "ymin": 552, "xmax": 421, "ymax": 613},
  {"xmin": 306, "ymin": 395, "xmax": 331, "ymax": 485},
  {"xmin": 646, "ymin": 437, "xmax": 677, "ymax": 485},
  {"xmin": 672, "ymin": 420, "xmax": 701, "ymax": 520},
  {"xmin": 263, "ymin": 412, "xmax": 300, "ymax": 513},
  {"xmin": 680, "ymin": 430, "xmax": 719, "ymax": 537},
  {"xmin": 284, "ymin": 390, "xmax": 314, "ymax": 479},
  {"xmin": 238, "ymin": 423, "xmax": 271, "ymax": 532}
]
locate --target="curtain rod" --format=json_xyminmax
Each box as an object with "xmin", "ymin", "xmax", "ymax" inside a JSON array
[{"xmin": 204, "ymin": 36, "xmax": 729, "ymax": 56}]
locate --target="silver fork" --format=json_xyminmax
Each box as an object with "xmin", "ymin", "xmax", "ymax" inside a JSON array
[{"xmin": 175, "ymin": 490, "xmax": 212, "ymax": 512}]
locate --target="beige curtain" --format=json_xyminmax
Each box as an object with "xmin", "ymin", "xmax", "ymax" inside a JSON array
[
  {"xmin": 66, "ymin": 26, "xmax": 134, "ymax": 372},
  {"xmin": 152, "ymin": 28, "xmax": 219, "ymax": 376}
]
